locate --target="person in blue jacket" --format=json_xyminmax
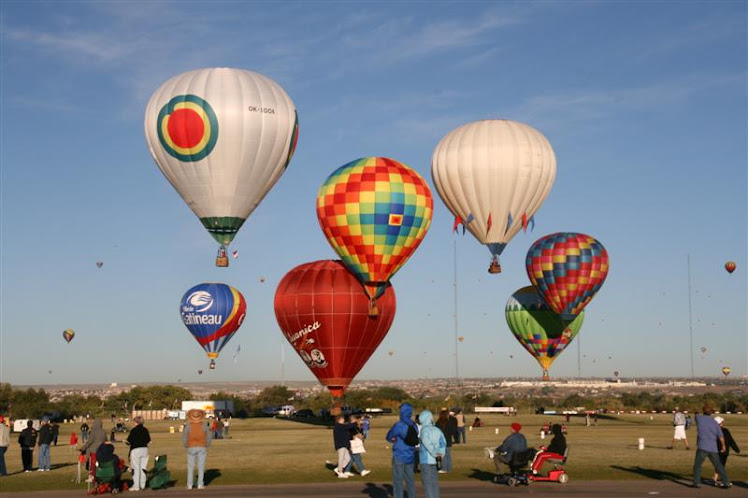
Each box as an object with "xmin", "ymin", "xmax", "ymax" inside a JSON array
[
  {"xmin": 418, "ymin": 410, "xmax": 446, "ymax": 498},
  {"xmin": 386, "ymin": 403, "xmax": 419, "ymax": 498}
]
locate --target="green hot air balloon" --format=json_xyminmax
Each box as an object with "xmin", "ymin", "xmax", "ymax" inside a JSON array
[{"xmin": 505, "ymin": 286, "xmax": 585, "ymax": 381}]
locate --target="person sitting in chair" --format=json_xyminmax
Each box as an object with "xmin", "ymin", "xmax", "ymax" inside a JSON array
[
  {"xmin": 485, "ymin": 423, "xmax": 527, "ymax": 474},
  {"xmin": 532, "ymin": 423, "xmax": 567, "ymax": 474}
]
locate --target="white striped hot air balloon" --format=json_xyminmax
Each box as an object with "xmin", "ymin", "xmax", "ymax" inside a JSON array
[
  {"xmin": 431, "ymin": 119, "xmax": 556, "ymax": 273},
  {"xmin": 145, "ymin": 68, "xmax": 299, "ymax": 267}
]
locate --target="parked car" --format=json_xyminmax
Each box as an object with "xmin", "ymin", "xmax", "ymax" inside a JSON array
[{"xmin": 292, "ymin": 409, "xmax": 315, "ymax": 418}]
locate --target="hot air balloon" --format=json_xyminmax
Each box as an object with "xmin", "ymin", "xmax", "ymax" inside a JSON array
[
  {"xmin": 274, "ymin": 260, "xmax": 396, "ymax": 401},
  {"xmin": 317, "ymin": 157, "xmax": 432, "ymax": 315},
  {"xmin": 725, "ymin": 261, "xmax": 736, "ymax": 274},
  {"xmin": 145, "ymin": 68, "xmax": 299, "ymax": 267},
  {"xmin": 180, "ymin": 283, "xmax": 246, "ymax": 369},
  {"xmin": 62, "ymin": 329, "xmax": 75, "ymax": 343},
  {"xmin": 505, "ymin": 286, "xmax": 585, "ymax": 380},
  {"xmin": 198, "ymin": 369, "xmax": 203, "ymax": 375},
  {"xmin": 431, "ymin": 120, "xmax": 556, "ymax": 273},
  {"xmin": 232, "ymin": 250, "xmax": 239, "ymax": 259},
  {"xmin": 457, "ymin": 336, "xmax": 464, "ymax": 343},
  {"xmin": 96, "ymin": 261, "xmax": 103, "ymax": 269},
  {"xmin": 388, "ymin": 349, "xmax": 395, "ymax": 357},
  {"xmin": 613, "ymin": 370, "xmax": 619, "ymax": 378},
  {"xmin": 722, "ymin": 366, "xmax": 731, "ymax": 377},
  {"xmin": 526, "ymin": 232, "xmax": 609, "ymax": 321}
]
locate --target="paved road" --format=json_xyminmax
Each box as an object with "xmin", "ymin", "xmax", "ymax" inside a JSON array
[{"xmin": 12, "ymin": 480, "xmax": 746, "ymax": 497}]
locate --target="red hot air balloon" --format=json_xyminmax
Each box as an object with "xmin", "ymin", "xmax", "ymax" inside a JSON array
[
  {"xmin": 725, "ymin": 261, "xmax": 736, "ymax": 274},
  {"xmin": 274, "ymin": 260, "xmax": 396, "ymax": 400}
]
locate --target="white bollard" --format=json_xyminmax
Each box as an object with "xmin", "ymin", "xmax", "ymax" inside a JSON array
[
  {"xmin": 469, "ymin": 426, "xmax": 473, "ymax": 432},
  {"xmin": 638, "ymin": 438, "xmax": 645, "ymax": 450},
  {"xmin": 495, "ymin": 428, "xmax": 499, "ymax": 435},
  {"xmin": 540, "ymin": 431, "xmax": 545, "ymax": 439}
]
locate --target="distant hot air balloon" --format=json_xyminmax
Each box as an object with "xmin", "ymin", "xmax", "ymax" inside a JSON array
[
  {"xmin": 232, "ymin": 250, "xmax": 239, "ymax": 259},
  {"xmin": 317, "ymin": 157, "xmax": 432, "ymax": 315},
  {"xmin": 198, "ymin": 369, "xmax": 203, "ymax": 375},
  {"xmin": 722, "ymin": 366, "xmax": 731, "ymax": 377},
  {"xmin": 259, "ymin": 277, "xmax": 266, "ymax": 284},
  {"xmin": 96, "ymin": 261, "xmax": 104, "ymax": 269},
  {"xmin": 62, "ymin": 329, "xmax": 75, "ymax": 343},
  {"xmin": 457, "ymin": 336, "xmax": 464, "ymax": 343},
  {"xmin": 526, "ymin": 232, "xmax": 609, "ymax": 321},
  {"xmin": 145, "ymin": 68, "xmax": 299, "ymax": 267},
  {"xmin": 388, "ymin": 349, "xmax": 395, "ymax": 357},
  {"xmin": 274, "ymin": 260, "xmax": 396, "ymax": 401},
  {"xmin": 725, "ymin": 261, "xmax": 736, "ymax": 274},
  {"xmin": 505, "ymin": 286, "xmax": 585, "ymax": 380},
  {"xmin": 180, "ymin": 283, "xmax": 246, "ymax": 369},
  {"xmin": 432, "ymin": 120, "xmax": 556, "ymax": 274},
  {"xmin": 613, "ymin": 370, "xmax": 620, "ymax": 378}
]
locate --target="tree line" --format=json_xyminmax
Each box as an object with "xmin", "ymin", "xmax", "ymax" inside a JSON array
[{"xmin": 1, "ymin": 383, "xmax": 746, "ymax": 420}]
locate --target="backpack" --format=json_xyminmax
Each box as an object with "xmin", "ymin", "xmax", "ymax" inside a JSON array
[{"xmin": 404, "ymin": 424, "xmax": 419, "ymax": 446}]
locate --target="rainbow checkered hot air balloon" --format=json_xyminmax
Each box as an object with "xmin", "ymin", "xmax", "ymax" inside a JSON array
[
  {"xmin": 526, "ymin": 232, "xmax": 609, "ymax": 321},
  {"xmin": 506, "ymin": 286, "xmax": 585, "ymax": 380},
  {"xmin": 180, "ymin": 283, "xmax": 246, "ymax": 369},
  {"xmin": 316, "ymin": 157, "xmax": 433, "ymax": 314}
]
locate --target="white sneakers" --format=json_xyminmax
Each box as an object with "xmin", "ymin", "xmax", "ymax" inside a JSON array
[
  {"xmin": 335, "ymin": 467, "xmax": 373, "ymax": 478},
  {"xmin": 438, "ymin": 470, "xmax": 448, "ymax": 474},
  {"xmin": 484, "ymin": 447, "xmax": 495, "ymax": 460}
]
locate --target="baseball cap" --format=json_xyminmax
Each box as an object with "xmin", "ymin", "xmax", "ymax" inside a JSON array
[{"xmin": 511, "ymin": 422, "xmax": 522, "ymax": 432}]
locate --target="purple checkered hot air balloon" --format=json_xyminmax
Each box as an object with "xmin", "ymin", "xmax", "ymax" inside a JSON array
[{"xmin": 526, "ymin": 232, "xmax": 609, "ymax": 322}]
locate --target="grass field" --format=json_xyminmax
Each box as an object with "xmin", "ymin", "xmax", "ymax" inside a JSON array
[{"xmin": 1, "ymin": 413, "xmax": 746, "ymax": 492}]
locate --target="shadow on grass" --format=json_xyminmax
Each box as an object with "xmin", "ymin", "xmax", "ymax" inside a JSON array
[
  {"xmin": 204, "ymin": 469, "xmax": 221, "ymax": 486},
  {"xmin": 278, "ymin": 417, "xmax": 334, "ymax": 428},
  {"xmin": 361, "ymin": 482, "xmax": 392, "ymax": 497},
  {"xmin": 467, "ymin": 467, "xmax": 497, "ymax": 483},
  {"xmin": 50, "ymin": 462, "xmax": 76, "ymax": 470},
  {"xmin": 610, "ymin": 465, "xmax": 692, "ymax": 487}
]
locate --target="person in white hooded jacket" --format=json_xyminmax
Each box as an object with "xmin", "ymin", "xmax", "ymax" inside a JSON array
[{"xmin": 418, "ymin": 410, "xmax": 446, "ymax": 498}]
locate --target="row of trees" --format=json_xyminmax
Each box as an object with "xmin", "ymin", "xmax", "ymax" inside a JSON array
[{"xmin": 1, "ymin": 382, "xmax": 746, "ymax": 420}]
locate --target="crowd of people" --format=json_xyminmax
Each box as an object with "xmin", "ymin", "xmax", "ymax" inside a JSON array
[{"xmin": 0, "ymin": 405, "xmax": 742, "ymax": 494}]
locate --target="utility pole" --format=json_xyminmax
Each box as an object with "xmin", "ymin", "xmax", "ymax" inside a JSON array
[
  {"xmin": 687, "ymin": 254, "xmax": 695, "ymax": 379},
  {"xmin": 454, "ymin": 238, "xmax": 459, "ymax": 380}
]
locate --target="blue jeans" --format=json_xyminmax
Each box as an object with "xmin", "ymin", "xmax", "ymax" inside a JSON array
[
  {"xmin": 186, "ymin": 447, "xmax": 207, "ymax": 488},
  {"xmin": 345, "ymin": 453, "xmax": 366, "ymax": 473},
  {"xmin": 456, "ymin": 426, "xmax": 466, "ymax": 444},
  {"xmin": 441, "ymin": 447, "xmax": 453, "ymax": 472},
  {"xmin": 420, "ymin": 463, "xmax": 439, "ymax": 498},
  {"xmin": 38, "ymin": 444, "xmax": 51, "ymax": 470},
  {"xmin": 0, "ymin": 446, "xmax": 7, "ymax": 475},
  {"xmin": 693, "ymin": 449, "xmax": 729, "ymax": 486},
  {"xmin": 392, "ymin": 456, "xmax": 416, "ymax": 498}
]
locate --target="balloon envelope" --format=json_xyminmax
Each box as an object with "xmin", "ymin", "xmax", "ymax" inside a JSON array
[
  {"xmin": 506, "ymin": 286, "xmax": 585, "ymax": 379},
  {"xmin": 431, "ymin": 120, "xmax": 556, "ymax": 268},
  {"xmin": 62, "ymin": 329, "xmax": 75, "ymax": 343},
  {"xmin": 180, "ymin": 283, "xmax": 246, "ymax": 361},
  {"xmin": 274, "ymin": 260, "xmax": 396, "ymax": 398},
  {"xmin": 722, "ymin": 366, "xmax": 731, "ymax": 377},
  {"xmin": 96, "ymin": 261, "xmax": 103, "ymax": 269},
  {"xmin": 317, "ymin": 157, "xmax": 432, "ymax": 301},
  {"xmin": 725, "ymin": 261, "xmax": 736, "ymax": 274},
  {"xmin": 145, "ymin": 67, "xmax": 298, "ymax": 247},
  {"xmin": 526, "ymin": 232, "xmax": 609, "ymax": 321}
]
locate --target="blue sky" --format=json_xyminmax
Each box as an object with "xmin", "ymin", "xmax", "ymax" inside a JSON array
[{"xmin": 1, "ymin": 1, "xmax": 745, "ymax": 386}]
